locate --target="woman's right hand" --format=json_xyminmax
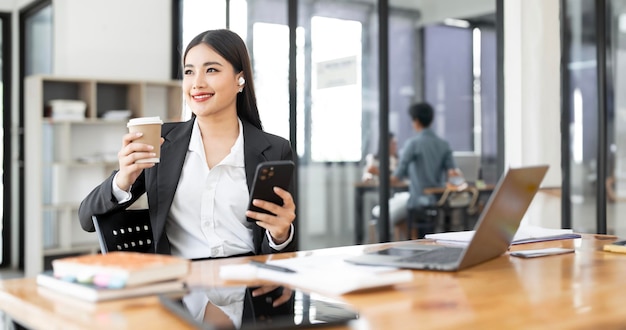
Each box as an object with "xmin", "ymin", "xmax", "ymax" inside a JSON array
[{"xmin": 115, "ymin": 132, "xmax": 161, "ymax": 191}]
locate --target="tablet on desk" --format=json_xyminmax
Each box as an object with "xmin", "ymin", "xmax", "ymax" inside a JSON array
[{"xmin": 159, "ymin": 285, "xmax": 359, "ymax": 330}]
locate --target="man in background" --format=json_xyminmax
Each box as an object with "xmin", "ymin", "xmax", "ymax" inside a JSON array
[{"xmin": 391, "ymin": 102, "xmax": 461, "ymax": 238}]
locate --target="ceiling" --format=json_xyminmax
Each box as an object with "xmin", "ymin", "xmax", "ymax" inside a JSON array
[{"xmin": 353, "ymin": 0, "xmax": 496, "ymax": 25}]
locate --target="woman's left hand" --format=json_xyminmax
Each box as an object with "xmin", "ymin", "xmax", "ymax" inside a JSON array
[{"xmin": 246, "ymin": 187, "xmax": 295, "ymax": 244}]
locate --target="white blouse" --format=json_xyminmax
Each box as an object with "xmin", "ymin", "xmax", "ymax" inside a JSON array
[{"xmin": 113, "ymin": 118, "xmax": 293, "ymax": 259}]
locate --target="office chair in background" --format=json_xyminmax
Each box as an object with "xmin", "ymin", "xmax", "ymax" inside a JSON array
[
  {"xmin": 437, "ymin": 185, "xmax": 480, "ymax": 229},
  {"xmin": 92, "ymin": 209, "xmax": 154, "ymax": 254},
  {"xmin": 406, "ymin": 185, "xmax": 480, "ymax": 239}
]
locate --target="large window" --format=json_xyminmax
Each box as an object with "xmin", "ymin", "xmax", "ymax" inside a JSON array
[
  {"xmin": 422, "ymin": 19, "xmax": 497, "ymax": 183},
  {"xmin": 309, "ymin": 17, "xmax": 362, "ymax": 162},
  {"xmin": 560, "ymin": 0, "xmax": 626, "ymax": 235},
  {"xmin": 253, "ymin": 23, "xmax": 290, "ymax": 140},
  {"xmin": 424, "ymin": 24, "xmax": 474, "ymax": 152},
  {"xmin": 180, "ymin": 0, "xmax": 227, "ymax": 50}
]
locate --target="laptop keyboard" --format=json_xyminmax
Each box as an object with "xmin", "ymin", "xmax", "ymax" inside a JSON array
[{"xmin": 397, "ymin": 247, "xmax": 464, "ymax": 265}]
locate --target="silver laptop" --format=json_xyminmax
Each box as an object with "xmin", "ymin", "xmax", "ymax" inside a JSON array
[{"xmin": 345, "ymin": 165, "xmax": 549, "ymax": 271}]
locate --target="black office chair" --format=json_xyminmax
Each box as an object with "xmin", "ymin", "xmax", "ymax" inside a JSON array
[
  {"xmin": 406, "ymin": 185, "xmax": 480, "ymax": 239},
  {"xmin": 92, "ymin": 209, "xmax": 154, "ymax": 254},
  {"xmin": 406, "ymin": 205, "xmax": 440, "ymax": 239}
]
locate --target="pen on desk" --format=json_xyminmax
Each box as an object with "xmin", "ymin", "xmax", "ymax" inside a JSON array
[{"xmin": 249, "ymin": 260, "xmax": 297, "ymax": 273}]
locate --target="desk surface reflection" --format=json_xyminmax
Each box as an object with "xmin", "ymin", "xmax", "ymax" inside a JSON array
[{"xmin": 159, "ymin": 285, "xmax": 359, "ymax": 330}]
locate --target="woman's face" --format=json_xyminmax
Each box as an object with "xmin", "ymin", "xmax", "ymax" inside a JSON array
[{"xmin": 183, "ymin": 43, "xmax": 242, "ymax": 119}]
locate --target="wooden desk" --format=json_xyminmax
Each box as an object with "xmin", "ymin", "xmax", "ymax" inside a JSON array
[
  {"xmin": 1, "ymin": 235, "xmax": 625, "ymax": 329},
  {"xmin": 422, "ymin": 183, "xmax": 495, "ymax": 196},
  {"xmin": 353, "ymin": 181, "xmax": 408, "ymax": 244}
]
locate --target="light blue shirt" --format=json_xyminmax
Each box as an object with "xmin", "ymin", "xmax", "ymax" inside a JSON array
[{"xmin": 394, "ymin": 128, "xmax": 456, "ymax": 209}]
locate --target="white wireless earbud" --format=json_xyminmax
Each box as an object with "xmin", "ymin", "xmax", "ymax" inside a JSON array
[{"xmin": 238, "ymin": 77, "xmax": 245, "ymax": 86}]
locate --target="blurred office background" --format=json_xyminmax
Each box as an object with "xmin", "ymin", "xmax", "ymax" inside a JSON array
[{"xmin": 1, "ymin": 0, "xmax": 626, "ymax": 273}]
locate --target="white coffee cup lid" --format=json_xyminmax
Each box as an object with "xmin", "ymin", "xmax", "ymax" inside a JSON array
[{"xmin": 127, "ymin": 116, "xmax": 163, "ymax": 127}]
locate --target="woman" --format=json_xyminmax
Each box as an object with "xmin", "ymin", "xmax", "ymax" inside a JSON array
[
  {"xmin": 78, "ymin": 29, "xmax": 296, "ymax": 259},
  {"xmin": 361, "ymin": 132, "xmax": 409, "ymax": 240},
  {"xmin": 362, "ymin": 132, "xmax": 399, "ymax": 183}
]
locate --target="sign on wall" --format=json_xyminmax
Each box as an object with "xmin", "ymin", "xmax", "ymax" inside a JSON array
[{"xmin": 316, "ymin": 56, "xmax": 358, "ymax": 89}]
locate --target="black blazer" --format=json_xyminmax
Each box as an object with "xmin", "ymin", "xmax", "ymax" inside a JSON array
[{"xmin": 78, "ymin": 118, "xmax": 296, "ymax": 256}]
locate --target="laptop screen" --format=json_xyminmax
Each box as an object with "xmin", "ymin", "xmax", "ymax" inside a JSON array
[
  {"xmin": 159, "ymin": 285, "xmax": 359, "ymax": 330},
  {"xmin": 453, "ymin": 152, "xmax": 481, "ymax": 182},
  {"xmin": 458, "ymin": 165, "xmax": 549, "ymax": 269}
]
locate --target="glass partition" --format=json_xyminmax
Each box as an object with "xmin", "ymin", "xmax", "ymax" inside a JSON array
[
  {"xmin": 178, "ymin": 0, "xmax": 500, "ymax": 249},
  {"xmin": 608, "ymin": 0, "xmax": 626, "ymax": 236},
  {"xmin": 0, "ymin": 12, "xmax": 8, "ymax": 266},
  {"xmin": 562, "ymin": 0, "xmax": 626, "ymax": 235},
  {"xmin": 24, "ymin": 4, "xmax": 52, "ymax": 76}
]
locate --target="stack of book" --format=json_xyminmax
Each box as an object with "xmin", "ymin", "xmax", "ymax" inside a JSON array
[
  {"xmin": 37, "ymin": 252, "xmax": 190, "ymax": 302},
  {"xmin": 101, "ymin": 109, "xmax": 132, "ymax": 121},
  {"xmin": 47, "ymin": 99, "xmax": 87, "ymax": 121}
]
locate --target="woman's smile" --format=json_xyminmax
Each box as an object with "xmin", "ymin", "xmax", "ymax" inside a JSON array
[{"xmin": 191, "ymin": 92, "xmax": 213, "ymax": 102}]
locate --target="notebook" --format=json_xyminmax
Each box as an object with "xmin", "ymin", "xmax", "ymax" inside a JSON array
[{"xmin": 345, "ymin": 165, "xmax": 549, "ymax": 271}]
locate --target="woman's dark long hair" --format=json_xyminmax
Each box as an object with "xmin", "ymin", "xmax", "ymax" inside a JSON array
[{"xmin": 183, "ymin": 29, "xmax": 262, "ymax": 130}]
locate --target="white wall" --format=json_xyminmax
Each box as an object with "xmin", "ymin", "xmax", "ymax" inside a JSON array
[
  {"xmin": 0, "ymin": 0, "xmax": 172, "ymax": 80},
  {"xmin": 53, "ymin": 0, "xmax": 171, "ymax": 80},
  {"xmin": 504, "ymin": 0, "xmax": 562, "ymax": 228},
  {"xmin": 0, "ymin": 0, "xmax": 30, "ymax": 10},
  {"xmin": 504, "ymin": 0, "xmax": 561, "ymax": 181}
]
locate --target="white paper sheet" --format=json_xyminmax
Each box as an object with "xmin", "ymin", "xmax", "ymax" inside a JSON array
[
  {"xmin": 425, "ymin": 225, "xmax": 579, "ymax": 246},
  {"xmin": 219, "ymin": 254, "xmax": 413, "ymax": 296}
]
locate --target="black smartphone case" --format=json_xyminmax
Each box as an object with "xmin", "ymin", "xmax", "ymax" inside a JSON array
[{"xmin": 247, "ymin": 160, "xmax": 295, "ymax": 219}]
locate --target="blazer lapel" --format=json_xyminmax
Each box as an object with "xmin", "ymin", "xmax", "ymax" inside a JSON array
[
  {"xmin": 243, "ymin": 121, "xmax": 272, "ymax": 191},
  {"xmin": 152, "ymin": 119, "xmax": 194, "ymax": 240}
]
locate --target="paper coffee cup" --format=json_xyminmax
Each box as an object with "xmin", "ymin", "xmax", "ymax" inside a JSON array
[{"xmin": 127, "ymin": 116, "xmax": 163, "ymax": 163}]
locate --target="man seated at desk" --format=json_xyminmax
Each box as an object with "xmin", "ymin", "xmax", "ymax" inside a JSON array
[{"xmin": 391, "ymin": 102, "xmax": 462, "ymax": 238}]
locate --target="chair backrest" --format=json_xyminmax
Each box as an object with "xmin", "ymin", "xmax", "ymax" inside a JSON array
[
  {"xmin": 92, "ymin": 209, "xmax": 154, "ymax": 254},
  {"xmin": 436, "ymin": 185, "xmax": 479, "ymax": 211}
]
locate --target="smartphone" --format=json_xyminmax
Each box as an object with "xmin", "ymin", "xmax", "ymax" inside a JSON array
[{"xmin": 247, "ymin": 160, "xmax": 295, "ymax": 220}]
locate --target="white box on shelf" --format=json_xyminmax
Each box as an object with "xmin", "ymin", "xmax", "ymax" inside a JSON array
[{"xmin": 48, "ymin": 99, "xmax": 87, "ymax": 121}]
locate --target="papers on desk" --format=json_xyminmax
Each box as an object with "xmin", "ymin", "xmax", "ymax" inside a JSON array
[
  {"xmin": 425, "ymin": 225, "xmax": 581, "ymax": 246},
  {"xmin": 219, "ymin": 254, "xmax": 413, "ymax": 296}
]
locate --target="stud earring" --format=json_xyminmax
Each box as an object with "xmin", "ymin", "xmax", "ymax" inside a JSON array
[{"xmin": 238, "ymin": 87, "xmax": 243, "ymax": 93}]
